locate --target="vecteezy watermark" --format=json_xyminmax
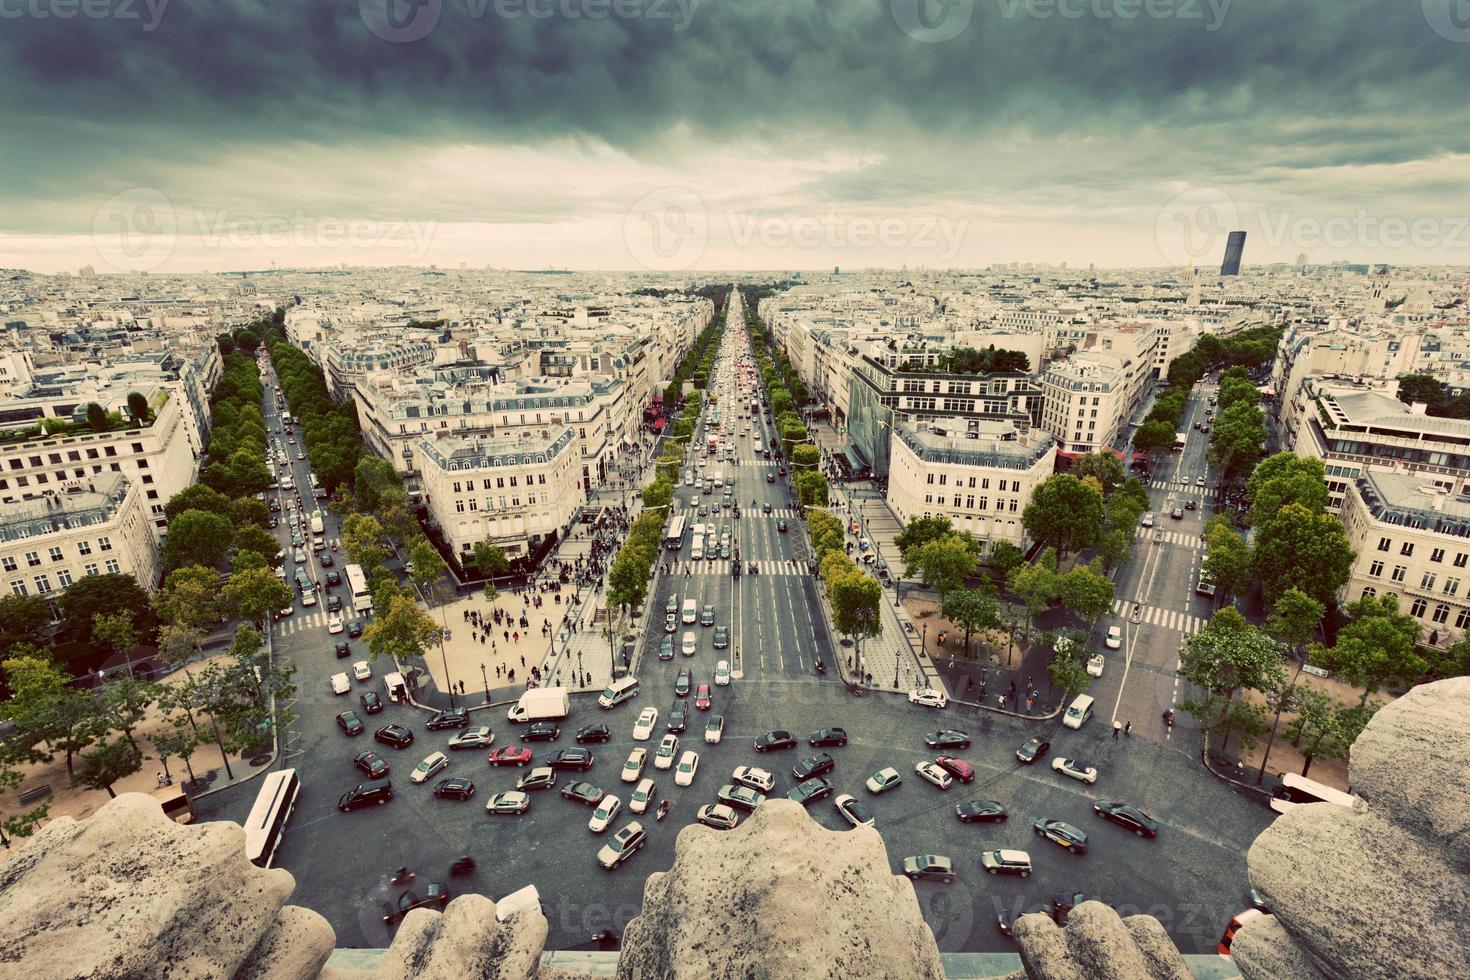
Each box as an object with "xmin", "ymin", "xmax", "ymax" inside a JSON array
[
  {"xmin": 623, "ymin": 187, "xmax": 710, "ymax": 271},
  {"xmin": 0, "ymin": 0, "xmax": 170, "ymax": 30},
  {"xmin": 360, "ymin": 0, "xmax": 698, "ymax": 43},
  {"xmin": 92, "ymin": 188, "xmax": 177, "ymax": 271},
  {"xmin": 1255, "ymin": 210, "xmax": 1470, "ymax": 252},
  {"xmin": 890, "ymin": 0, "xmax": 975, "ymax": 43},
  {"xmin": 1422, "ymin": 0, "xmax": 1470, "ymax": 42},
  {"xmin": 1153, "ymin": 187, "xmax": 1240, "ymax": 268},
  {"xmin": 993, "ymin": 0, "xmax": 1232, "ymax": 30}
]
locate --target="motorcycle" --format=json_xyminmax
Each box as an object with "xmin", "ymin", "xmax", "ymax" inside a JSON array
[
  {"xmin": 814, "ymin": 658, "xmax": 825, "ymax": 674},
  {"xmin": 390, "ymin": 867, "xmax": 416, "ymax": 886},
  {"xmin": 1163, "ymin": 708, "xmax": 1175, "ymax": 728},
  {"xmin": 450, "ymin": 856, "xmax": 476, "ymax": 877},
  {"xmin": 655, "ymin": 799, "xmax": 670, "ymax": 822}
]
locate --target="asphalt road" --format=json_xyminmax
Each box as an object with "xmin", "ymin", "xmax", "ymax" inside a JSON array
[{"xmin": 195, "ymin": 323, "xmax": 1272, "ymax": 958}]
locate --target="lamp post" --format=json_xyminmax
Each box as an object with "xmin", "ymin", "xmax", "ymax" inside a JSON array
[{"xmin": 480, "ymin": 662, "xmax": 489, "ymax": 704}]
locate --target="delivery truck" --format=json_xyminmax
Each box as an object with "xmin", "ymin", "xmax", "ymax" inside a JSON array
[
  {"xmin": 506, "ymin": 687, "xmax": 571, "ymax": 723},
  {"xmin": 310, "ymin": 511, "xmax": 324, "ymax": 536}
]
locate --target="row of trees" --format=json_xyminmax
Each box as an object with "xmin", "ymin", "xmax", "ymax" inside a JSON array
[
  {"xmin": 1206, "ymin": 366, "xmax": 1269, "ymax": 482},
  {"xmin": 740, "ymin": 291, "xmax": 829, "ymax": 506},
  {"xmin": 262, "ymin": 316, "xmax": 364, "ymax": 495},
  {"xmin": 808, "ymin": 510, "xmax": 883, "ymax": 667},
  {"xmin": 663, "ymin": 299, "xmax": 727, "ymax": 401}
]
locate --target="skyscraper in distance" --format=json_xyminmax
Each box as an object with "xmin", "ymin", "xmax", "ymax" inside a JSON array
[{"xmin": 1220, "ymin": 231, "xmax": 1246, "ymax": 276}]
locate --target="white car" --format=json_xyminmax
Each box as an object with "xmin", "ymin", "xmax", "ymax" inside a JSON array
[
  {"xmin": 914, "ymin": 761, "xmax": 953, "ymax": 790},
  {"xmin": 302, "ymin": 592, "xmax": 317, "ymax": 607},
  {"xmin": 632, "ymin": 707, "xmax": 658, "ymax": 741},
  {"xmin": 1087, "ymin": 653, "xmax": 1105, "ymax": 677},
  {"xmin": 908, "ymin": 688, "xmax": 948, "ymax": 709},
  {"xmin": 352, "ymin": 660, "xmax": 372, "ymax": 682},
  {"xmin": 1105, "ymin": 626, "xmax": 1122, "ymax": 650},
  {"xmin": 731, "ymin": 765, "xmax": 775, "ymax": 793},
  {"xmin": 704, "ymin": 715, "xmax": 724, "ymax": 744},
  {"xmin": 714, "ymin": 660, "xmax": 731, "ymax": 686},
  {"xmin": 696, "ymin": 803, "xmax": 740, "ymax": 830},
  {"xmin": 330, "ymin": 672, "xmax": 350, "ymax": 695},
  {"xmin": 654, "ymin": 734, "xmax": 679, "ymax": 771},
  {"xmin": 629, "ymin": 777, "xmax": 657, "ymax": 814},
  {"xmin": 589, "ymin": 795, "xmax": 621, "ymax": 833},
  {"xmin": 681, "ymin": 631, "xmax": 698, "ymax": 656},
  {"xmin": 327, "ymin": 615, "xmax": 344, "ymax": 634},
  {"xmin": 865, "ymin": 767, "xmax": 903, "ymax": 795},
  {"xmin": 1052, "ymin": 757, "xmax": 1099, "ymax": 785},
  {"xmin": 674, "ymin": 750, "xmax": 699, "ymax": 787},
  {"xmin": 409, "ymin": 751, "xmax": 449, "ymax": 785},
  {"xmin": 622, "ymin": 748, "xmax": 648, "ymax": 783}
]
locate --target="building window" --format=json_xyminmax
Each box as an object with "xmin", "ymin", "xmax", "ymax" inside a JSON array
[
  {"xmin": 1410, "ymin": 597, "xmax": 1427, "ymax": 618},
  {"xmin": 84, "ymin": 563, "xmax": 99, "ymax": 577},
  {"xmin": 1457, "ymin": 608, "xmax": 1470, "ymax": 630},
  {"xmin": 1457, "ymin": 553, "xmax": 1469, "ymax": 568},
  {"xmin": 1421, "ymin": 572, "xmax": 1437, "ymax": 591},
  {"xmin": 0, "ymin": 557, "xmax": 13, "ymax": 572},
  {"xmin": 104, "ymin": 559, "xmax": 120, "ymax": 575},
  {"xmin": 1447, "ymin": 578, "xmax": 1462, "ymax": 596},
  {"xmin": 57, "ymin": 569, "xmax": 72, "ymax": 588},
  {"xmin": 1401, "ymin": 542, "xmax": 1415, "ymax": 557},
  {"xmin": 33, "ymin": 575, "xmax": 51, "ymax": 595},
  {"xmin": 48, "ymin": 546, "xmax": 63, "ymax": 562},
  {"xmin": 1432, "ymin": 604, "xmax": 1450, "ymax": 624},
  {"xmin": 1377, "ymin": 537, "xmax": 1391, "ymax": 552},
  {"xmin": 24, "ymin": 551, "xmax": 39, "ymax": 568},
  {"xmin": 9, "ymin": 581, "xmax": 25, "ymax": 597},
  {"xmin": 1391, "ymin": 565, "xmax": 1407, "ymax": 583},
  {"xmin": 1431, "ymin": 548, "xmax": 1446, "ymax": 563},
  {"xmin": 77, "ymin": 540, "xmax": 91, "ymax": 555},
  {"xmin": 98, "ymin": 537, "xmax": 112, "ymax": 551},
  {"xmin": 1368, "ymin": 561, "xmax": 1384, "ymax": 578}
]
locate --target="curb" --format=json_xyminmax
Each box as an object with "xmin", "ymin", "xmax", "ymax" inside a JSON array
[
  {"xmin": 1200, "ymin": 743, "xmax": 1276, "ymax": 804},
  {"xmin": 948, "ymin": 697, "xmax": 1065, "ymax": 722}
]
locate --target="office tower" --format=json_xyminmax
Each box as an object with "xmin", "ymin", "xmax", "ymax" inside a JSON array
[{"xmin": 1220, "ymin": 231, "xmax": 1246, "ymax": 276}]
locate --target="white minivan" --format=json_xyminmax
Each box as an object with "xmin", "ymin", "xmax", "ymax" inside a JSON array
[
  {"xmin": 599, "ymin": 676, "xmax": 641, "ymax": 709},
  {"xmin": 1062, "ymin": 694, "xmax": 1095, "ymax": 730},
  {"xmin": 681, "ymin": 598, "xmax": 698, "ymax": 625}
]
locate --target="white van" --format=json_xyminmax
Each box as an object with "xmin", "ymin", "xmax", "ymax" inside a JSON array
[
  {"xmin": 383, "ymin": 671, "xmax": 407, "ymax": 704},
  {"xmin": 1062, "ymin": 694, "xmax": 1095, "ymax": 730},
  {"xmin": 330, "ymin": 672, "xmax": 351, "ymax": 695},
  {"xmin": 495, "ymin": 884, "xmax": 543, "ymax": 924},
  {"xmin": 681, "ymin": 598, "xmax": 698, "ymax": 624},
  {"xmin": 598, "ymin": 676, "xmax": 640, "ymax": 709}
]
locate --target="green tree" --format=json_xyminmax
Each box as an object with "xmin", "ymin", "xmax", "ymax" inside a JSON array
[
  {"xmin": 1047, "ymin": 646, "xmax": 1093, "ymax": 701},
  {"xmin": 0, "ymin": 594, "xmax": 53, "ymax": 657},
  {"xmin": 942, "ymin": 587, "xmax": 1000, "ymax": 659},
  {"xmin": 364, "ymin": 592, "xmax": 441, "ymax": 664},
  {"xmin": 1070, "ymin": 452, "xmax": 1124, "ymax": 497},
  {"xmin": 1022, "ymin": 474, "xmax": 1103, "ymax": 559},
  {"xmin": 472, "ymin": 540, "xmax": 510, "ymax": 578},
  {"xmin": 153, "ymin": 565, "xmax": 223, "ymax": 633},
  {"xmin": 1096, "ymin": 527, "xmax": 1133, "ymax": 573},
  {"xmin": 827, "ymin": 571, "xmax": 882, "ymax": 670},
  {"xmin": 233, "ymin": 525, "xmax": 282, "ymax": 566},
  {"xmin": 223, "ymin": 567, "xmax": 294, "ymax": 626},
  {"xmin": 895, "ymin": 515, "xmax": 955, "ymax": 558},
  {"xmin": 162, "ymin": 509, "xmax": 235, "ymax": 571},
  {"xmin": 1203, "ymin": 517, "xmax": 1252, "ymax": 602},
  {"xmin": 1207, "ymin": 401, "xmax": 1267, "ymax": 480},
  {"xmin": 904, "ymin": 534, "xmax": 979, "ymax": 607},
  {"xmin": 791, "ymin": 443, "xmax": 820, "ymax": 470},
  {"xmin": 407, "ymin": 540, "xmax": 446, "ymax": 595},
  {"xmin": 1265, "ymin": 588, "xmax": 1324, "ymax": 659},
  {"xmin": 1058, "ymin": 561, "xmax": 1115, "ymax": 626},
  {"xmin": 641, "ymin": 478, "xmax": 675, "ymax": 513},
  {"xmin": 85, "ymin": 402, "xmax": 109, "ymax": 432},
  {"xmin": 72, "ymin": 738, "xmax": 143, "ymax": 799},
  {"xmin": 1252, "ymin": 503, "xmax": 1356, "ymax": 608},
  {"xmin": 1178, "ymin": 616, "xmax": 1286, "ymax": 752},
  {"xmin": 1008, "ymin": 551, "xmax": 1060, "ymax": 638},
  {"xmin": 1184, "ymin": 691, "xmax": 1271, "ymax": 757},
  {"xmin": 58, "ymin": 574, "xmax": 151, "ymax": 643},
  {"xmin": 126, "ymin": 391, "xmax": 150, "ymax": 424},
  {"xmin": 607, "ymin": 544, "xmax": 653, "ymax": 623},
  {"xmin": 342, "ymin": 514, "xmax": 389, "ymax": 575},
  {"xmin": 1133, "ymin": 419, "xmax": 1178, "ymax": 460},
  {"xmin": 352, "ymin": 456, "xmax": 401, "ymax": 514},
  {"xmin": 163, "ymin": 484, "xmax": 233, "ymax": 523},
  {"xmin": 1395, "ymin": 372, "xmax": 1448, "ymax": 411},
  {"xmin": 1247, "ymin": 452, "xmax": 1329, "ymax": 525},
  {"xmin": 1424, "ymin": 636, "xmax": 1470, "ymax": 681},
  {"xmin": 101, "ymin": 676, "xmax": 157, "ymax": 754},
  {"xmin": 794, "ymin": 470, "xmax": 829, "ymax": 507},
  {"xmin": 91, "ymin": 612, "xmax": 140, "ymax": 675},
  {"xmin": 985, "ymin": 541, "xmax": 1025, "ymax": 583},
  {"xmin": 1314, "ymin": 594, "xmax": 1424, "ymax": 706}
]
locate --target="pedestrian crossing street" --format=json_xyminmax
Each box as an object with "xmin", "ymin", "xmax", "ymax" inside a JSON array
[
  {"xmin": 1148, "ymin": 479, "xmax": 1218, "ymax": 495},
  {"xmin": 681, "ymin": 506, "xmax": 801, "ymax": 520},
  {"xmin": 1110, "ymin": 599, "xmax": 1206, "ymax": 636},
  {"xmin": 1133, "ymin": 526, "xmax": 1204, "ymax": 548},
  {"xmin": 671, "ymin": 559, "xmax": 809, "ymax": 576},
  {"xmin": 275, "ymin": 608, "xmax": 339, "ymax": 637}
]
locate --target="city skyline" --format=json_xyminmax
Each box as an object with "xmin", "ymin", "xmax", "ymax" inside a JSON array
[{"xmin": 2, "ymin": 1, "xmax": 1469, "ymax": 273}]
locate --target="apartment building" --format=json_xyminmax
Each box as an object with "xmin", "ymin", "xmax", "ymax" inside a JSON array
[
  {"xmin": 0, "ymin": 473, "xmax": 160, "ymax": 603},
  {"xmin": 1339, "ymin": 468, "xmax": 1470, "ymax": 647},
  {"xmin": 887, "ymin": 420, "xmax": 1057, "ymax": 552},
  {"xmin": 1040, "ymin": 347, "xmax": 1152, "ymax": 455},
  {"xmin": 415, "ymin": 428, "xmax": 584, "ymax": 563}
]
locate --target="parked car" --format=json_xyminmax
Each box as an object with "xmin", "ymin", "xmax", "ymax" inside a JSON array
[
  {"xmin": 549, "ymin": 748, "xmax": 594, "ymax": 771},
  {"xmin": 704, "ymin": 715, "xmax": 724, "ymax": 744},
  {"xmin": 1104, "ymin": 627, "xmax": 1122, "ymax": 650},
  {"xmin": 865, "ymin": 767, "xmax": 903, "ymax": 795},
  {"xmin": 674, "ymin": 750, "xmax": 699, "ymax": 787},
  {"xmin": 336, "ymin": 710, "xmax": 365, "ymax": 736},
  {"xmin": 354, "ymin": 751, "xmax": 390, "ymax": 779},
  {"xmin": 980, "ymin": 849, "xmax": 1032, "ymax": 877},
  {"xmin": 485, "ymin": 791, "xmax": 531, "ymax": 815},
  {"xmin": 632, "ymin": 708, "xmax": 658, "ymax": 740},
  {"xmin": 629, "ymin": 777, "xmax": 657, "ymax": 813},
  {"xmin": 338, "ymin": 782, "xmax": 393, "ymax": 812},
  {"xmin": 731, "ymin": 766, "xmax": 775, "ymax": 793},
  {"xmin": 588, "ymin": 795, "xmax": 622, "ymax": 833},
  {"xmin": 914, "ymin": 761, "xmax": 954, "ymax": 790},
  {"xmin": 715, "ymin": 783, "xmax": 766, "ymax": 812},
  {"xmin": 622, "ymin": 748, "xmax": 648, "ymax": 783},
  {"xmin": 787, "ymin": 776, "xmax": 834, "ymax": 806},
  {"xmin": 667, "ymin": 702, "xmax": 689, "ymax": 733},
  {"xmin": 409, "ymin": 752, "xmax": 449, "ymax": 784},
  {"xmin": 696, "ymin": 803, "xmax": 740, "ymax": 830},
  {"xmin": 576, "ymin": 724, "xmax": 611, "ymax": 744},
  {"xmin": 935, "ymin": 756, "xmax": 976, "ymax": 783},
  {"xmin": 520, "ymin": 721, "xmax": 561, "ymax": 743},
  {"xmin": 596, "ymin": 822, "xmax": 647, "ymax": 870},
  {"xmin": 488, "ymin": 746, "xmax": 533, "ymax": 767},
  {"xmin": 907, "ymin": 689, "xmax": 948, "ymax": 709},
  {"xmin": 792, "ymin": 752, "xmax": 835, "ymax": 781}
]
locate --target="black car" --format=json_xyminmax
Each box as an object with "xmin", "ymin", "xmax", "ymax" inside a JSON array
[
  {"xmin": 354, "ymin": 751, "xmax": 390, "ymax": 779},
  {"xmin": 327, "ymin": 595, "xmax": 343, "ymax": 612},
  {"xmin": 1033, "ymin": 818, "xmax": 1089, "ymax": 854},
  {"xmin": 336, "ymin": 710, "xmax": 365, "ymax": 736},
  {"xmin": 1015, "ymin": 737, "xmax": 1051, "ymax": 764},
  {"xmin": 924, "ymin": 730, "xmax": 971, "ymax": 749},
  {"xmin": 320, "ymin": 553, "xmax": 334, "ymax": 567},
  {"xmin": 667, "ymin": 702, "xmax": 688, "ymax": 733},
  {"xmin": 659, "ymin": 636, "xmax": 675, "ymax": 661},
  {"xmin": 335, "ymin": 641, "xmax": 351, "ymax": 659},
  {"xmin": 360, "ymin": 691, "xmax": 384, "ymax": 714},
  {"xmin": 548, "ymin": 748, "xmax": 594, "ymax": 771},
  {"xmin": 521, "ymin": 722, "xmax": 561, "ymax": 742},
  {"xmin": 426, "ymin": 708, "xmax": 470, "ymax": 731},
  {"xmin": 326, "ymin": 570, "xmax": 341, "ymax": 587},
  {"xmin": 786, "ymin": 776, "xmax": 834, "ymax": 806},
  {"xmin": 338, "ymin": 782, "xmax": 393, "ymax": 812},
  {"xmin": 808, "ymin": 727, "xmax": 848, "ymax": 747},
  {"xmin": 559, "ymin": 781, "xmax": 605, "ymax": 806},
  {"xmin": 374, "ymin": 724, "xmax": 414, "ymax": 749},
  {"xmin": 792, "ymin": 752, "xmax": 835, "ymax": 781},
  {"xmin": 955, "ymin": 799, "xmax": 1009, "ymax": 824},
  {"xmin": 576, "ymin": 724, "xmax": 611, "ymax": 744},
  {"xmin": 433, "ymin": 776, "xmax": 476, "ymax": 800},
  {"xmin": 674, "ymin": 668, "xmax": 692, "ymax": 697},
  {"xmin": 754, "ymin": 730, "xmax": 797, "ymax": 752},
  {"xmin": 1091, "ymin": 800, "xmax": 1161, "ymax": 838},
  {"xmin": 347, "ymin": 620, "xmax": 363, "ymax": 637}
]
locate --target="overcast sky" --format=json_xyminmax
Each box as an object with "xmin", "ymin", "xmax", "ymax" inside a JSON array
[{"xmin": 3, "ymin": 0, "xmax": 1469, "ymax": 274}]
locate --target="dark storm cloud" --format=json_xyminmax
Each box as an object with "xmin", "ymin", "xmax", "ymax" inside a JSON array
[{"xmin": 0, "ymin": 0, "xmax": 1467, "ymax": 233}]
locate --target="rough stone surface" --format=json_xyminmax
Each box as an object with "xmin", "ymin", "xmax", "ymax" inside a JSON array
[
  {"xmin": 615, "ymin": 799, "xmax": 945, "ymax": 979},
  {"xmin": 239, "ymin": 905, "xmax": 338, "ymax": 980},
  {"xmin": 1227, "ymin": 915, "xmax": 1327, "ymax": 980},
  {"xmin": 1235, "ymin": 677, "xmax": 1470, "ymax": 980},
  {"xmin": 0, "ymin": 792, "xmax": 333, "ymax": 979},
  {"xmin": 1347, "ymin": 676, "xmax": 1470, "ymax": 866},
  {"xmin": 374, "ymin": 893, "xmax": 548, "ymax": 980},
  {"xmin": 1011, "ymin": 902, "xmax": 1190, "ymax": 980}
]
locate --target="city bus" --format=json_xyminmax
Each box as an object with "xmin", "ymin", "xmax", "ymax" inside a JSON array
[
  {"xmin": 1269, "ymin": 772, "xmax": 1355, "ymax": 815},
  {"xmin": 244, "ymin": 768, "xmax": 300, "ymax": 868},
  {"xmin": 1174, "ymin": 431, "xmax": 1187, "ymax": 451},
  {"xmin": 665, "ymin": 515, "xmax": 686, "ymax": 551},
  {"xmin": 344, "ymin": 563, "xmax": 373, "ymax": 615}
]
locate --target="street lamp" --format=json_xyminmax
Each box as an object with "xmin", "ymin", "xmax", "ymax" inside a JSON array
[{"xmin": 480, "ymin": 662, "xmax": 490, "ymax": 703}]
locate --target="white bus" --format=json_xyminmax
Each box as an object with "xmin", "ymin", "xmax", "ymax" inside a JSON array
[
  {"xmin": 1269, "ymin": 772, "xmax": 1355, "ymax": 815},
  {"xmin": 665, "ymin": 515, "xmax": 686, "ymax": 551},
  {"xmin": 244, "ymin": 768, "xmax": 300, "ymax": 868},
  {"xmin": 344, "ymin": 563, "xmax": 373, "ymax": 615}
]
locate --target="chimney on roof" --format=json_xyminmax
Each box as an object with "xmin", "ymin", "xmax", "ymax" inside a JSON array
[{"xmin": 1411, "ymin": 402, "xmax": 1429, "ymax": 416}]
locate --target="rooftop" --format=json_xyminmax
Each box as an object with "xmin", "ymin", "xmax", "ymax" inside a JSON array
[
  {"xmin": 1354, "ymin": 468, "xmax": 1470, "ymax": 538},
  {"xmin": 417, "ymin": 427, "xmax": 577, "ymax": 471},
  {"xmin": 0, "ymin": 472, "xmax": 131, "ymax": 544},
  {"xmin": 896, "ymin": 421, "xmax": 1054, "ymax": 470}
]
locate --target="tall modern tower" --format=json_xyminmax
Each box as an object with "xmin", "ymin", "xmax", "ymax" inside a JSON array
[{"xmin": 1220, "ymin": 231, "xmax": 1246, "ymax": 276}]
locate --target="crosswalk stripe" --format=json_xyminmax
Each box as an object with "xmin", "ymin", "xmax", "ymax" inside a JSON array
[{"xmin": 1107, "ymin": 600, "xmax": 1205, "ymax": 636}]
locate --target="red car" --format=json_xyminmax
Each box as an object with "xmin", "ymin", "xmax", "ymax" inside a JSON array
[
  {"xmin": 488, "ymin": 746, "xmax": 533, "ymax": 767},
  {"xmin": 694, "ymin": 683, "xmax": 712, "ymax": 710},
  {"xmin": 935, "ymin": 755, "xmax": 976, "ymax": 784}
]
